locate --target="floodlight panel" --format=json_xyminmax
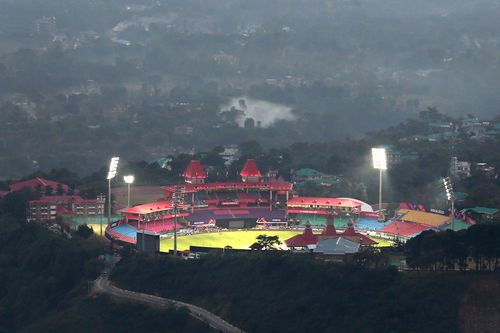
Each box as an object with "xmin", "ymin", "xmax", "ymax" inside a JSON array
[
  {"xmin": 443, "ymin": 178, "xmax": 453, "ymax": 191},
  {"xmin": 371, "ymin": 148, "xmax": 387, "ymax": 170},
  {"xmin": 108, "ymin": 156, "xmax": 120, "ymax": 174},
  {"xmin": 124, "ymin": 175, "xmax": 135, "ymax": 184},
  {"xmin": 107, "ymin": 171, "xmax": 116, "ymax": 180}
]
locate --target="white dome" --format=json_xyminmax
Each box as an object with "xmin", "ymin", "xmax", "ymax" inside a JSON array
[{"xmin": 337, "ymin": 198, "xmax": 373, "ymax": 212}]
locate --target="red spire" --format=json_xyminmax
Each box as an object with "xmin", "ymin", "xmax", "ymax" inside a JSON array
[
  {"xmin": 342, "ymin": 225, "xmax": 377, "ymax": 245},
  {"xmin": 182, "ymin": 160, "xmax": 207, "ymax": 180},
  {"xmin": 322, "ymin": 225, "xmax": 338, "ymax": 237},
  {"xmin": 240, "ymin": 159, "xmax": 262, "ymax": 179},
  {"xmin": 285, "ymin": 222, "xmax": 318, "ymax": 247},
  {"xmin": 322, "ymin": 213, "xmax": 338, "ymax": 236},
  {"xmin": 343, "ymin": 225, "xmax": 357, "ymax": 236}
]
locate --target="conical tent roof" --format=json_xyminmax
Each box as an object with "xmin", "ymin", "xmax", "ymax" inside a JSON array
[
  {"xmin": 322, "ymin": 224, "xmax": 338, "ymax": 237},
  {"xmin": 182, "ymin": 160, "xmax": 207, "ymax": 179},
  {"xmin": 240, "ymin": 159, "xmax": 262, "ymax": 178},
  {"xmin": 342, "ymin": 225, "xmax": 377, "ymax": 245},
  {"xmin": 285, "ymin": 221, "xmax": 318, "ymax": 247}
]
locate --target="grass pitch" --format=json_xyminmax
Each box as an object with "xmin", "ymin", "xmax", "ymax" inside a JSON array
[
  {"xmin": 86, "ymin": 223, "xmax": 106, "ymax": 237},
  {"xmin": 159, "ymin": 230, "xmax": 394, "ymax": 252},
  {"xmin": 160, "ymin": 230, "xmax": 301, "ymax": 252}
]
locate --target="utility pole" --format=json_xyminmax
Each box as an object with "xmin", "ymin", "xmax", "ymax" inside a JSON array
[
  {"xmin": 443, "ymin": 177, "xmax": 455, "ymax": 230},
  {"xmin": 172, "ymin": 185, "xmax": 185, "ymax": 256},
  {"xmin": 106, "ymin": 157, "xmax": 120, "ymax": 226}
]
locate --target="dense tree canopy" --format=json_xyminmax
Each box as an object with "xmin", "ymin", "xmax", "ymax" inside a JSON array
[{"xmin": 112, "ymin": 252, "xmax": 476, "ymax": 333}]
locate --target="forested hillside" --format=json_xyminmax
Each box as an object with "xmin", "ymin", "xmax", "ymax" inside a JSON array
[
  {"xmin": 0, "ymin": 215, "xmax": 218, "ymax": 333},
  {"xmin": 20, "ymin": 295, "xmax": 220, "ymax": 333},
  {"xmin": 0, "ymin": 216, "xmax": 102, "ymax": 331},
  {"xmin": 112, "ymin": 252, "xmax": 483, "ymax": 333}
]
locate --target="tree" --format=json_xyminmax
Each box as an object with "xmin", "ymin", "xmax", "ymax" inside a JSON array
[
  {"xmin": 255, "ymin": 234, "xmax": 282, "ymax": 250},
  {"xmin": 239, "ymin": 141, "xmax": 262, "ymax": 158},
  {"xmin": 75, "ymin": 224, "xmax": 94, "ymax": 239},
  {"xmin": 44, "ymin": 185, "xmax": 53, "ymax": 196},
  {"xmin": 0, "ymin": 188, "xmax": 37, "ymax": 220}
]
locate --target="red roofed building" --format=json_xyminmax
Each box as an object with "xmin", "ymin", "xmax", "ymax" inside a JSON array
[
  {"xmin": 240, "ymin": 159, "xmax": 262, "ymax": 182},
  {"xmin": 342, "ymin": 225, "xmax": 377, "ymax": 246},
  {"xmin": 285, "ymin": 217, "xmax": 375, "ymax": 251},
  {"xmin": 28, "ymin": 195, "xmax": 105, "ymax": 222},
  {"xmin": 287, "ymin": 196, "xmax": 361, "ymax": 226},
  {"xmin": 10, "ymin": 177, "xmax": 71, "ymax": 194},
  {"xmin": 182, "ymin": 160, "xmax": 207, "ymax": 184},
  {"xmin": 285, "ymin": 222, "xmax": 319, "ymax": 248},
  {"xmin": 121, "ymin": 201, "xmax": 189, "ymax": 227},
  {"xmin": 380, "ymin": 220, "xmax": 434, "ymax": 238},
  {"xmin": 287, "ymin": 197, "xmax": 361, "ymax": 212}
]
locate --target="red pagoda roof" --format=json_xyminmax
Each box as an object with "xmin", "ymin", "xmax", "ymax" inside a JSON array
[
  {"xmin": 322, "ymin": 224, "xmax": 338, "ymax": 237},
  {"xmin": 240, "ymin": 159, "xmax": 262, "ymax": 178},
  {"xmin": 285, "ymin": 225, "xmax": 318, "ymax": 247},
  {"xmin": 342, "ymin": 226, "xmax": 377, "ymax": 245},
  {"xmin": 182, "ymin": 160, "xmax": 207, "ymax": 179},
  {"xmin": 10, "ymin": 177, "xmax": 71, "ymax": 193}
]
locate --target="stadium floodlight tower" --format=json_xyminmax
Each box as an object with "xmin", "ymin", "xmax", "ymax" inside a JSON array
[
  {"xmin": 106, "ymin": 157, "xmax": 120, "ymax": 229},
  {"xmin": 123, "ymin": 175, "xmax": 135, "ymax": 208},
  {"xmin": 172, "ymin": 185, "xmax": 186, "ymax": 257},
  {"xmin": 372, "ymin": 147, "xmax": 387, "ymax": 221},
  {"xmin": 442, "ymin": 177, "xmax": 455, "ymax": 230}
]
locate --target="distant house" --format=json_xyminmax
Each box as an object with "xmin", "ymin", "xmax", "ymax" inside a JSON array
[
  {"xmin": 219, "ymin": 145, "xmax": 239, "ymax": 166},
  {"xmin": 462, "ymin": 207, "xmax": 500, "ymax": 224},
  {"xmin": 428, "ymin": 121, "xmax": 454, "ymax": 132},
  {"xmin": 36, "ymin": 16, "xmax": 56, "ymax": 35},
  {"xmin": 292, "ymin": 168, "xmax": 339, "ymax": 186},
  {"xmin": 378, "ymin": 145, "xmax": 402, "ymax": 166},
  {"xmin": 10, "ymin": 177, "xmax": 72, "ymax": 194},
  {"xmin": 293, "ymin": 168, "xmax": 325, "ymax": 182},
  {"xmin": 152, "ymin": 157, "xmax": 173, "ymax": 170},
  {"xmin": 476, "ymin": 163, "xmax": 496, "ymax": 178},
  {"xmin": 450, "ymin": 157, "xmax": 471, "ymax": 179},
  {"xmin": 461, "ymin": 116, "xmax": 488, "ymax": 138},
  {"xmin": 413, "ymin": 132, "xmax": 454, "ymax": 142}
]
